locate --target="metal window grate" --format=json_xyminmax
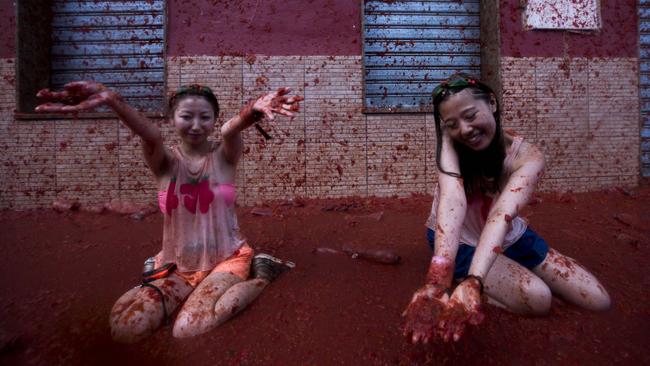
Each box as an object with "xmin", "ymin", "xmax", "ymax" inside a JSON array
[
  {"xmin": 50, "ymin": 0, "xmax": 165, "ymax": 111},
  {"xmin": 363, "ymin": 0, "xmax": 480, "ymax": 113},
  {"xmin": 640, "ymin": 0, "xmax": 650, "ymax": 176}
]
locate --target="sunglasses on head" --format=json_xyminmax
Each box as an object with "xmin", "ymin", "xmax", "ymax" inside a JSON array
[
  {"xmin": 432, "ymin": 77, "xmax": 478, "ymax": 100},
  {"xmin": 175, "ymin": 84, "xmax": 215, "ymax": 97}
]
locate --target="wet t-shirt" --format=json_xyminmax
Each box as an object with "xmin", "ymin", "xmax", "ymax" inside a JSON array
[
  {"xmin": 157, "ymin": 143, "xmax": 244, "ymax": 272},
  {"xmin": 426, "ymin": 136, "xmax": 528, "ymax": 249}
]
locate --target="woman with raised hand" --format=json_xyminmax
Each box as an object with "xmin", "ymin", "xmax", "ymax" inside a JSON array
[
  {"xmin": 36, "ymin": 81, "xmax": 301, "ymax": 343},
  {"xmin": 402, "ymin": 73, "xmax": 610, "ymax": 344}
]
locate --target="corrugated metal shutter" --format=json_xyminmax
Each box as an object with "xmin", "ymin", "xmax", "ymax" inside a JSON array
[
  {"xmin": 50, "ymin": 0, "xmax": 165, "ymax": 111},
  {"xmin": 640, "ymin": 0, "xmax": 650, "ymax": 177},
  {"xmin": 363, "ymin": 0, "xmax": 480, "ymax": 113}
]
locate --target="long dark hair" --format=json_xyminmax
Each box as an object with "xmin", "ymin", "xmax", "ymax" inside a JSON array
[{"xmin": 432, "ymin": 73, "xmax": 505, "ymax": 197}]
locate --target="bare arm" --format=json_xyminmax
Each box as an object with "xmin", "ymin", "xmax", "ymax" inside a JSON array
[
  {"xmin": 433, "ymin": 133, "xmax": 467, "ymax": 268},
  {"xmin": 220, "ymin": 88, "xmax": 303, "ymax": 165},
  {"xmin": 36, "ymin": 81, "xmax": 169, "ymax": 176},
  {"xmin": 402, "ymin": 133, "xmax": 465, "ymax": 344},
  {"xmin": 467, "ymin": 142, "xmax": 545, "ymax": 279}
]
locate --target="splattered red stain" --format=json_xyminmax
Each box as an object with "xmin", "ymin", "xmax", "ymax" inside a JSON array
[
  {"xmin": 0, "ymin": 187, "xmax": 649, "ymax": 364},
  {"xmin": 499, "ymin": 0, "xmax": 637, "ymax": 57},
  {"xmin": 166, "ymin": 0, "xmax": 361, "ymax": 56}
]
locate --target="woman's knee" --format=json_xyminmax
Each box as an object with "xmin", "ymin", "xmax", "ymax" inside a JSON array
[
  {"xmin": 110, "ymin": 276, "xmax": 192, "ymax": 343},
  {"xmin": 573, "ymin": 269, "xmax": 611, "ymax": 311},
  {"xmin": 579, "ymin": 282, "xmax": 611, "ymax": 311},
  {"xmin": 486, "ymin": 285, "xmax": 550, "ymax": 315},
  {"xmin": 512, "ymin": 276, "xmax": 552, "ymax": 315},
  {"xmin": 172, "ymin": 272, "xmax": 242, "ymax": 338},
  {"xmin": 109, "ymin": 292, "xmax": 163, "ymax": 343},
  {"xmin": 486, "ymin": 257, "xmax": 552, "ymax": 316},
  {"xmin": 534, "ymin": 251, "xmax": 611, "ymax": 311},
  {"xmin": 486, "ymin": 276, "xmax": 551, "ymax": 315}
]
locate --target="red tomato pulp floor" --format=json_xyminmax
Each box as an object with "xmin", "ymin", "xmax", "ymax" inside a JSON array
[{"xmin": 1, "ymin": 188, "xmax": 648, "ymax": 365}]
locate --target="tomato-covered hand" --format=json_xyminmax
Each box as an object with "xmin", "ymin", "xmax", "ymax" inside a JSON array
[
  {"xmin": 402, "ymin": 283, "xmax": 450, "ymax": 344},
  {"xmin": 250, "ymin": 87, "xmax": 304, "ymax": 121},
  {"xmin": 437, "ymin": 276, "xmax": 484, "ymax": 342},
  {"xmin": 35, "ymin": 81, "xmax": 117, "ymax": 113}
]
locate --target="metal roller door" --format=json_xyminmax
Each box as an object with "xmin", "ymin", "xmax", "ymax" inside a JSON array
[
  {"xmin": 363, "ymin": 0, "xmax": 480, "ymax": 113},
  {"xmin": 641, "ymin": 0, "xmax": 650, "ymax": 176},
  {"xmin": 50, "ymin": 0, "xmax": 165, "ymax": 111}
]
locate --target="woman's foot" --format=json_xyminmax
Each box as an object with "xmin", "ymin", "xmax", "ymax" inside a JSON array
[{"xmin": 251, "ymin": 253, "xmax": 295, "ymax": 282}]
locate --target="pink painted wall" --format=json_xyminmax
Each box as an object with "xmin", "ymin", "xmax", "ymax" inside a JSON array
[
  {"xmin": 0, "ymin": 0, "xmax": 15, "ymax": 58},
  {"xmin": 500, "ymin": 0, "xmax": 638, "ymax": 58},
  {"xmin": 167, "ymin": 0, "xmax": 362, "ymax": 56}
]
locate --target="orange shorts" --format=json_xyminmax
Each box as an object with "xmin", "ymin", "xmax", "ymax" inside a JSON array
[{"xmin": 174, "ymin": 243, "xmax": 254, "ymax": 287}]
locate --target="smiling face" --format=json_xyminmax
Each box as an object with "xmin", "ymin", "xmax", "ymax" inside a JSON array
[
  {"xmin": 172, "ymin": 96, "xmax": 216, "ymax": 148},
  {"xmin": 438, "ymin": 88, "xmax": 497, "ymax": 151}
]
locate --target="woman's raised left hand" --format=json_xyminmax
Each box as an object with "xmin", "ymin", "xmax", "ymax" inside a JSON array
[{"xmin": 252, "ymin": 87, "xmax": 304, "ymax": 121}]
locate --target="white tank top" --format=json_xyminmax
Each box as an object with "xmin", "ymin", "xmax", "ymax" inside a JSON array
[
  {"xmin": 425, "ymin": 136, "xmax": 528, "ymax": 249},
  {"xmin": 157, "ymin": 144, "xmax": 244, "ymax": 272}
]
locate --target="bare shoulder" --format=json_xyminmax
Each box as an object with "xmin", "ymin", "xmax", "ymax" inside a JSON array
[
  {"xmin": 513, "ymin": 140, "xmax": 545, "ymax": 171},
  {"xmin": 153, "ymin": 146, "xmax": 179, "ymax": 178},
  {"xmin": 215, "ymin": 142, "xmax": 238, "ymax": 179},
  {"xmin": 143, "ymin": 142, "xmax": 177, "ymax": 178}
]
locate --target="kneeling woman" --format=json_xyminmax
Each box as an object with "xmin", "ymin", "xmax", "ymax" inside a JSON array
[
  {"xmin": 36, "ymin": 81, "xmax": 301, "ymax": 342},
  {"xmin": 402, "ymin": 74, "xmax": 610, "ymax": 344}
]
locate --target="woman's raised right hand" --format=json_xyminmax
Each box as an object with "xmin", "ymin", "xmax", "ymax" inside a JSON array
[{"xmin": 35, "ymin": 81, "xmax": 116, "ymax": 113}]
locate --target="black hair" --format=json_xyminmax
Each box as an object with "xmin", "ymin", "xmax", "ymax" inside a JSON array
[
  {"xmin": 167, "ymin": 84, "xmax": 220, "ymax": 118},
  {"xmin": 432, "ymin": 73, "xmax": 506, "ymax": 197}
]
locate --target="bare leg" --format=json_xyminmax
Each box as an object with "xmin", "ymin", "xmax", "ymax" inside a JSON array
[
  {"xmin": 110, "ymin": 274, "xmax": 193, "ymax": 343},
  {"xmin": 172, "ymin": 271, "xmax": 242, "ymax": 338},
  {"xmin": 532, "ymin": 248, "xmax": 610, "ymax": 311},
  {"xmin": 483, "ymin": 255, "xmax": 552, "ymax": 315},
  {"xmin": 212, "ymin": 278, "xmax": 270, "ymax": 327}
]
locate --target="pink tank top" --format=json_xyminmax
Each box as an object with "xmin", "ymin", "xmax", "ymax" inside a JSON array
[
  {"xmin": 156, "ymin": 144, "xmax": 244, "ymax": 272},
  {"xmin": 426, "ymin": 136, "xmax": 528, "ymax": 249}
]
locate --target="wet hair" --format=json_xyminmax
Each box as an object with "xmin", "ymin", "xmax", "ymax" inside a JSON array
[
  {"xmin": 167, "ymin": 84, "xmax": 220, "ymax": 118},
  {"xmin": 432, "ymin": 73, "xmax": 506, "ymax": 197}
]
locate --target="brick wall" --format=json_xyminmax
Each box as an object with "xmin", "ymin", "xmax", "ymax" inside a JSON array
[
  {"xmin": 501, "ymin": 57, "xmax": 639, "ymax": 191},
  {"xmin": 166, "ymin": 55, "xmax": 439, "ymax": 205},
  {"xmin": 0, "ymin": 55, "xmax": 641, "ymax": 209}
]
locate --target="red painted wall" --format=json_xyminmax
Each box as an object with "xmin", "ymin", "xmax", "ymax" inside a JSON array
[
  {"xmin": 0, "ymin": 0, "xmax": 15, "ymax": 58},
  {"xmin": 500, "ymin": 0, "xmax": 638, "ymax": 58},
  {"xmin": 0, "ymin": 1, "xmax": 639, "ymax": 59},
  {"xmin": 167, "ymin": 0, "xmax": 362, "ymax": 56}
]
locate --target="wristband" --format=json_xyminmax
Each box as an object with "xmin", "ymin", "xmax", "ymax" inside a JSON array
[
  {"xmin": 430, "ymin": 255, "xmax": 453, "ymax": 266},
  {"xmin": 254, "ymin": 123, "xmax": 272, "ymax": 140},
  {"xmin": 464, "ymin": 274, "xmax": 484, "ymax": 294},
  {"xmin": 425, "ymin": 255, "xmax": 454, "ymax": 287},
  {"xmin": 239, "ymin": 100, "xmax": 271, "ymax": 140}
]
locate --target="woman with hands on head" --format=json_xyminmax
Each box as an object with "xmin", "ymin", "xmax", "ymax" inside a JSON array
[
  {"xmin": 36, "ymin": 81, "xmax": 302, "ymax": 343},
  {"xmin": 402, "ymin": 73, "xmax": 611, "ymax": 344}
]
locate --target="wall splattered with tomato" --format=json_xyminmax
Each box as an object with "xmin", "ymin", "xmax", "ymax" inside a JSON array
[
  {"xmin": 167, "ymin": 0, "xmax": 362, "ymax": 56},
  {"xmin": 0, "ymin": 0, "xmax": 642, "ymax": 209},
  {"xmin": 499, "ymin": 0, "xmax": 639, "ymax": 191},
  {"xmin": 500, "ymin": 0, "xmax": 637, "ymax": 58}
]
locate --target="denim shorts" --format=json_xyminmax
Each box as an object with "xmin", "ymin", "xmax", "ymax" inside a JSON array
[{"xmin": 426, "ymin": 227, "xmax": 549, "ymax": 279}]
